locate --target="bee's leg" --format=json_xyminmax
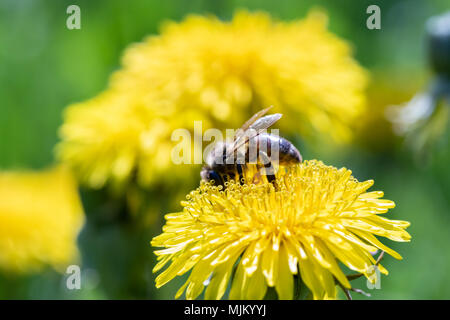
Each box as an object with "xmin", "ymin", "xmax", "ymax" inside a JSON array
[
  {"xmin": 209, "ymin": 170, "xmax": 224, "ymax": 187},
  {"xmin": 236, "ymin": 164, "xmax": 244, "ymax": 185},
  {"xmin": 264, "ymin": 164, "xmax": 276, "ymax": 184},
  {"xmin": 217, "ymin": 174, "xmax": 225, "ymax": 187},
  {"xmin": 221, "ymin": 173, "xmax": 229, "ymax": 186},
  {"xmin": 258, "ymin": 151, "xmax": 276, "ymax": 185}
]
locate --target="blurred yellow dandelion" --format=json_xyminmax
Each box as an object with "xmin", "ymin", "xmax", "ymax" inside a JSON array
[
  {"xmin": 57, "ymin": 91, "xmax": 203, "ymax": 189},
  {"xmin": 113, "ymin": 10, "xmax": 367, "ymax": 138},
  {"xmin": 152, "ymin": 160, "xmax": 410, "ymax": 300},
  {"xmin": 0, "ymin": 166, "xmax": 85, "ymax": 272},
  {"xmin": 58, "ymin": 10, "xmax": 368, "ymax": 190}
]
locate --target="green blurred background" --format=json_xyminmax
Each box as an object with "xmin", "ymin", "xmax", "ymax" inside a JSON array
[{"xmin": 0, "ymin": 0, "xmax": 449, "ymax": 299}]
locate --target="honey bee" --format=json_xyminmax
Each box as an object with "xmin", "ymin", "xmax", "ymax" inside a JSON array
[{"xmin": 201, "ymin": 107, "xmax": 302, "ymax": 186}]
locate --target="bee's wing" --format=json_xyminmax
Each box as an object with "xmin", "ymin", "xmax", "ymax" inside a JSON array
[
  {"xmin": 235, "ymin": 106, "xmax": 274, "ymax": 139},
  {"xmin": 247, "ymin": 113, "xmax": 282, "ymax": 132},
  {"xmin": 225, "ymin": 113, "xmax": 282, "ymax": 162}
]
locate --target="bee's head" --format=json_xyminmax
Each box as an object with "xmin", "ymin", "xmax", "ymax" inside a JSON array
[{"xmin": 200, "ymin": 167, "xmax": 223, "ymax": 186}]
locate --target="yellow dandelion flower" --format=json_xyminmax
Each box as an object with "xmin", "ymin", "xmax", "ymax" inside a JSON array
[
  {"xmin": 57, "ymin": 10, "xmax": 368, "ymax": 190},
  {"xmin": 113, "ymin": 10, "xmax": 367, "ymax": 139},
  {"xmin": 57, "ymin": 91, "xmax": 203, "ymax": 189},
  {"xmin": 0, "ymin": 166, "xmax": 85, "ymax": 272},
  {"xmin": 151, "ymin": 160, "xmax": 410, "ymax": 300}
]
